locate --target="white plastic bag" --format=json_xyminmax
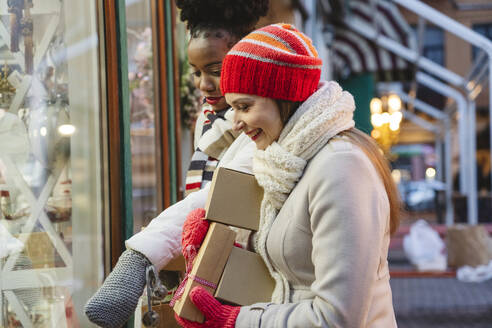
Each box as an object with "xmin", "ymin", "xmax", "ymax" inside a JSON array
[
  {"xmin": 403, "ymin": 219, "xmax": 447, "ymax": 271},
  {"xmin": 457, "ymin": 260, "xmax": 492, "ymax": 283}
]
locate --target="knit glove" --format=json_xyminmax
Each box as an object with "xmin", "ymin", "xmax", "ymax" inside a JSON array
[
  {"xmin": 175, "ymin": 286, "xmax": 240, "ymax": 328},
  {"xmin": 182, "ymin": 208, "xmax": 210, "ymax": 264},
  {"xmin": 84, "ymin": 249, "xmax": 150, "ymax": 328}
]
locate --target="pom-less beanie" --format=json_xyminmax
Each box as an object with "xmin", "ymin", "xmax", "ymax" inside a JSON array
[{"xmin": 220, "ymin": 23, "xmax": 322, "ymax": 102}]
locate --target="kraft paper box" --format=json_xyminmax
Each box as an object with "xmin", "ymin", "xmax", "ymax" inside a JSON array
[
  {"xmin": 173, "ymin": 222, "xmax": 236, "ymax": 322},
  {"xmin": 205, "ymin": 167, "xmax": 263, "ymax": 231},
  {"xmin": 142, "ymin": 303, "xmax": 180, "ymax": 328},
  {"xmin": 215, "ymin": 246, "xmax": 274, "ymax": 305},
  {"xmin": 163, "ymin": 255, "xmax": 186, "ymax": 271}
]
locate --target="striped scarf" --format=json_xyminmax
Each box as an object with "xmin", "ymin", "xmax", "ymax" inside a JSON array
[{"xmin": 185, "ymin": 104, "xmax": 239, "ymax": 196}]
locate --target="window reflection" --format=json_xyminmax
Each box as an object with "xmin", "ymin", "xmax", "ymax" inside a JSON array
[
  {"xmin": 126, "ymin": 0, "xmax": 159, "ymax": 232},
  {"xmin": 1, "ymin": 1, "xmax": 104, "ymax": 326}
]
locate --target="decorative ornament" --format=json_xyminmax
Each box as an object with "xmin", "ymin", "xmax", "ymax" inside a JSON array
[
  {"xmin": 8, "ymin": 0, "xmax": 34, "ymax": 74},
  {"xmin": 0, "ymin": 64, "xmax": 17, "ymax": 108}
]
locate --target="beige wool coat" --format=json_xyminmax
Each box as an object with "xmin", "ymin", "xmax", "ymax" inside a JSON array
[{"xmin": 236, "ymin": 137, "xmax": 397, "ymax": 328}]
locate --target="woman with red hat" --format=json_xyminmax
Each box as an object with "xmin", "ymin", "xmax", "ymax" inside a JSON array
[{"xmin": 176, "ymin": 23, "xmax": 400, "ymax": 328}]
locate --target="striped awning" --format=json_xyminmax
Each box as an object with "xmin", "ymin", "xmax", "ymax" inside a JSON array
[{"xmin": 330, "ymin": 0, "xmax": 416, "ymax": 80}]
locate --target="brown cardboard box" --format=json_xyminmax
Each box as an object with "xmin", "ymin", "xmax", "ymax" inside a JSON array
[
  {"xmin": 215, "ymin": 246, "xmax": 274, "ymax": 305},
  {"xmin": 205, "ymin": 167, "xmax": 263, "ymax": 231},
  {"xmin": 142, "ymin": 303, "xmax": 181, "ymax": 328},
  {"xmin": 163, "ymin": 255, "xmax": 186, "ymax": 271},
  {"xmin": 173, "ymin": 223, "xmax": 236, "ymax": 322}
]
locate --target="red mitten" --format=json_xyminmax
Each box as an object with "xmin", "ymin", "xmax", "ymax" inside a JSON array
[
  {"xmin": 175, "ymin": 286, "xmax": 240, "ymax": 328},
  {"xmin": 182, "ymin": 208, "xmax": 210, "ymax": 264}
]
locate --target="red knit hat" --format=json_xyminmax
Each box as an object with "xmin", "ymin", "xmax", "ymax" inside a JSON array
[{"xmin": 220, "ymin": 23, "xmax": 322, "ymax": 102}]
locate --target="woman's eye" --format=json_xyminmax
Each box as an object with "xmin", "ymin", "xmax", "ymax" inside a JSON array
[
  {"xmin": 211, "ymin": 70, "xmax": 221, "ymax": 77},
  {"xmin": 238, "ymin": 105, "xmax": 249, "ymax": 111},
  {"xmin": 191, "ymin": 71, "xmax": 201, "ymax": 78}
]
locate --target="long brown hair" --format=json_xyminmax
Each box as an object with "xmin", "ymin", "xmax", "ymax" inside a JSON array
[
  {"xmin": 339, "ymin": 128, "xmax": 401, "ymax": 235},
  {"xmin": 276, "ymin": 99, "xmax": 302, "ymax": 125}
]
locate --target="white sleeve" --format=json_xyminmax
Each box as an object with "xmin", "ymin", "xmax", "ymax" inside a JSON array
[
  {"xmin": 125, "ymin": 134, "xmax": 255, "ymax": 270},
  {"xmin": 125, "ymin": 185, "xmax": 210, "ymax": 270}
]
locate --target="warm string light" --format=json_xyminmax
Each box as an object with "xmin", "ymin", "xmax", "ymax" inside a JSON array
[{"xmin": 370, "ymin": 93, "xmax": 403, "ymax": 155}]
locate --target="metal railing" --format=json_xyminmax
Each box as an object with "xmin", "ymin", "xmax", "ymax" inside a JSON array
[{"xmin": 306, "ymin": 0, "xmax": 492, "ymax": 225}]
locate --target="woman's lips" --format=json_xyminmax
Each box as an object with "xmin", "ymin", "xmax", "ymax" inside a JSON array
[
  {"xmin": 205, "ymin": 96, "xmax": 223, "ymax": 105},
  {"xmin": 247, "ymin": 129, "xmax": 262, "ymax": 141}
]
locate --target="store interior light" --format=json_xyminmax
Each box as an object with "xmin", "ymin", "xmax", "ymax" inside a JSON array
[
  {"xmin": 40, "ymin": 126, "xmax": 47, "ymax": 136},
  {"xmin": 426, "ymin": 167, "xmax": 436, "ymax": 179},
  {"xmin": 392, "ymin": 111, "xmax": 403, "ymax": 124},
  {"xmin": 371, "ymin": 113, "xmax": 383, "ymax": 127},
  {"xmin": 389, "ymin": 122, "xmax": 400, "ymax": 131},
  {"xmin": 58, "ymin": 124, "xmax": 76, "ymax": 136},
  {"xmin": 370, "ymin": 97, "xmax": 383, "ymax": 114},
  {"xmin": 391, "ymin": 169, "xmax": 402, "ymax": 184},
  {"xmin": 370, "ymin": 93, "xmax": 403, "ymax": 155},
  {"xmin": 371, "ymin": 129, "xmax": 381, "ymax": 139},
  {"xmin": 381, "ymin": 112, "xmax": 390, "ymax": 124},
  {"xmin": 387, "ymin": 94, "xmax": 402, "ymax": 113}
]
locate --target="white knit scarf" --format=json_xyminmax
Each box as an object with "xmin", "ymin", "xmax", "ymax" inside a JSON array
[{"xmin": 252, "ymin": 81, "xmax": 356, "ymax": 303}]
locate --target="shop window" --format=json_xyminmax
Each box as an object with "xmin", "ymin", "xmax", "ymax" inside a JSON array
[
  {"xmin": 1, "ymin": 1, "xmax": 106, "ymax": 326},
  {"xmin": 410, "ymin": 25, "xmax": 445, "ymax": 108},
  {"xmin": 412, "ymin": 25, "xmax": 445, "ymax": 66},
  {"xmin": 472, "ymin": 23, "xmax": 492, "ymax": 60},
  {"xmin": 126, "ymin": 1, "xmax": 160, "ymax": 232}
]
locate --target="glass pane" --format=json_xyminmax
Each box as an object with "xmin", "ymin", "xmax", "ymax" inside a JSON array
[
  {"xmin": 1, "ymin": 0, "xmax": 104, "ymax": 326},
  {"xmin": 126, "ymin": 0, "xmax": 159, "ymax": 233},
  {"xmin": 472, "ymin": 24, "xmax": 492, "ymax": 60}
]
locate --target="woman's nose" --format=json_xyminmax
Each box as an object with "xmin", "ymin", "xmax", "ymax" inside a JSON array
[
  {"xmin": 233, "ymin": 118, "xmax": 244, "ymax": 131},
  {"xmin": 199, "ymin": 76, "xmax": 215, "ymax": 92}
]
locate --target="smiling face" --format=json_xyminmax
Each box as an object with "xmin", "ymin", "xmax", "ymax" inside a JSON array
[
  {"xmin": 187, "ymin": 30, "xmax": 235, "ymax": 112},
  {"xmin": 226, "ymin": 93, "xmax": 283, "ymax": 150}
]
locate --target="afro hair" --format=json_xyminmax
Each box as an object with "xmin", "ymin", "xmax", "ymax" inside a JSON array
[{"xmin": 175, "ymin": 0, "xmax": 269, "ymax": 39}]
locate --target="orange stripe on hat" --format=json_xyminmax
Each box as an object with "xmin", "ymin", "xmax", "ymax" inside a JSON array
[
  {"xmin": 262, "ymin": 24, "xmax": 312, "ymax": 57},
  {"xmin": 244, "ymin": 33, "xmax": 292, "ymax": 53},
  {"xmin": 232, "ymin": 42, "xmax": 321, "ymax": 66},
  {"xmin": 296, "ymin": 31, "xmax": 318, "ymax": 57}
]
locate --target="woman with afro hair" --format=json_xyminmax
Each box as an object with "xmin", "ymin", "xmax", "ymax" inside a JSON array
[{"xmin": 84, "ymin": 1, "xmax": 268, "ymax": 327}]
